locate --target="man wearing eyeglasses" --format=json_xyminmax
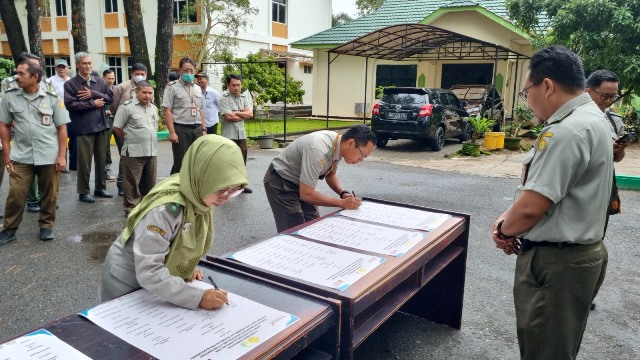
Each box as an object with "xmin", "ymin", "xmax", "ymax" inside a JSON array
[
  {"xmin": 586, "ymin": 70, "xmax": 626, "ymax": 161},
  {"xmin": 492, "ymin": 46, "xmax": 612, "ymax": 359},
  {"xmin": 264, "ymin": 125, "xmax": 376, "ymax": 233}
]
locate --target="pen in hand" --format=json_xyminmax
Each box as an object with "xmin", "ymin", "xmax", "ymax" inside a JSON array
[
  {"xmin": 208, "ymin": 275, "xmax": 230, "ymax": 305},
  {"xmin": 351, "ymin": 191, "xmax": 357, "ymax": 198}
]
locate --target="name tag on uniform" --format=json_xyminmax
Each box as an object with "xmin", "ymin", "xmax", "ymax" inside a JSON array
[
  {"xmin": 41, "ymin": 114, "xmax": 52, "ymax": 126},
  {"xmin": 191, "ymin": 107, "xmax": 197, "ymax": 117}
]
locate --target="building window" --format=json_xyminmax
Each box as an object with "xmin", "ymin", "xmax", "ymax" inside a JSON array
[
  {"xmin": 272, "ymin": 0, "xmax": 286, "ymax": 23},
  {"xmin": 375, "ymin": 65, "xmax": 417, "ymax": 91},
  {"xmin": 44, "ymin": 56, "xmax": 70, "ymax": 78},
  {"xmin": 108, "ymin": 56, "xmax": 124, "ymax": 84},
  {"xmin": 105, "ymin": 0, "xmax": 118, "ymax": 13},
  {"xmin": 40, "ymin": 0, "xmax": 51, "ymax": 17},
  {"xmin": 55, "ymin": 0, "xmax": 67, "ymax": 16},
  {"xmin": 303, "ymin": 65, "xmax": 312, "ymax": 74},
  {"xmin": 173, "ymin": 0, "xmax": 197, "ymax": 24}
]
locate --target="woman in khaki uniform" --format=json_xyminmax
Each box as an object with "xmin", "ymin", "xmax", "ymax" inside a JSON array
[{"xmin": 100, "ymin": 135, "xmax": 248, "ymax": 310}]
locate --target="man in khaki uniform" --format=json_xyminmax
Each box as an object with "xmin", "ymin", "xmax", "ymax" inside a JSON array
[
  {"xmin": 492, "ymin": 46, "xmax": 612, "ymax": 359},
  {"xmin": 220, "ymin": 74, "xmax": 253, "ymax": 193},
  {"xmin": 109, "ymin": 63, "xmax": 149, "ymax": 196},
  {"xmin": 0, "ymin": 61, "xmax": 69, "ymax": 245},
  {"xmin": 113, "ymin": 81, "xmax": 158, "ymax": 216},
  {"xmin": 162, "ymin": 57, "xmax": 205, "ymax": 174}
]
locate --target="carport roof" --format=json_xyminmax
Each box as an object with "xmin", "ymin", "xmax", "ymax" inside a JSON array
[{"xmin": 327, "ymin": 24, "xmax": 529, "ymax": 61}]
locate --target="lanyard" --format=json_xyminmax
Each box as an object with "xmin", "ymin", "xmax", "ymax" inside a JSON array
[
  {"xmin": 182, "ymin": 83, "xmax": 195, "ymax": 105},
  {"xmin": 26, "ymin": 95, "xmax": 45, "ymax": 114}
]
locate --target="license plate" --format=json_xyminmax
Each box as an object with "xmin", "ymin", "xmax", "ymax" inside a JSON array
[{"xmin": 386, "ymin": 112, "xmax": 407, "ymax": 120}]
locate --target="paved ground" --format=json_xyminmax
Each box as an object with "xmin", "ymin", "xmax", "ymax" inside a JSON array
[{"xmin": 0, "ymin": 138, "xmax": 638, "ymax": 359}]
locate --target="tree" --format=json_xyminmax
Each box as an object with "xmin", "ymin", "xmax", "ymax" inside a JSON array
[
  {"xmin": 0, "ymin": 0, "xmax": 28, "ymax": 64},
  {"xmin": 122, "ymin": 0, "xmax": 152, "ymax": 73},
  {"xmin": 70, "ymin": 0, "xmax": 88, "ymax": 53},
  {"xmin": 221, "ymin": 53, "xmax": 305, "ymax": 106},
  {"xmin": 154, "ymin": 0, "xmax": 173, "ymax": 105},
  {"xmin": 507, "ymin": 0, "xmax": 640, "ymax": 95},
  {"xmin": 0, "ymin": 58, "xmax": 14, "ymax": 81},
  {"xmin": 356, "ymin": 0, "xmax": 384, "ymax": 16},
  {"xmin": 180, "ymin": 0, "xmax": 258, "ymax": 64},
  {"xmin": 332, "ymin": 12, "xmax": 353, "ymax": 27},
  {"xmin": 26, "ymin": 0, "xmax": 43, "ymax": 64}
]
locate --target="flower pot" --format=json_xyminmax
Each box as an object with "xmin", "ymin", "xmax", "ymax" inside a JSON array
[
  {"xmin": 257, "ymin": 135, "xmax": 274, "ymax": 149},
  {"xmin": 504, "ymin": 137, "xmax": 521, "ymax": 151},
  {"xmin": 461, "ymin": 143, "xmax": 481, "ymax": 157}
]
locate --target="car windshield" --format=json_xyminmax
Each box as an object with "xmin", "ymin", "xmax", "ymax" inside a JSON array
[
  {"xmin": 381, "ymin": 92, "xmax": 427, "ymax": 105},
  {"xmin": 452, "ymin": 88, "xmax": 486, "ymax": 100}
]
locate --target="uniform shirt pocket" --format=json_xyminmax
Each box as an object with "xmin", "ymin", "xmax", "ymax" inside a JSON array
[{"xmin": 130, "ymin": 114, "xmax": 147, "ymax": 128}]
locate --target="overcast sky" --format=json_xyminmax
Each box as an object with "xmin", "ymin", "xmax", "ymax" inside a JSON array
[{"xmin": 332, "ymin": 0, "xmax": 358, "ymax": 17}]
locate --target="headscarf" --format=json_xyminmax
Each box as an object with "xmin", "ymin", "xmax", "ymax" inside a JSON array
[{"xmin": 121, "ymin": 135, "xmax": 248, "ymax": 279}]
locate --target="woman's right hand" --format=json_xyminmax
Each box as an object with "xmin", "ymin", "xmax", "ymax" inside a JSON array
[{"xmin": 199, "ymin": 289, "xmax": 229, "ymax": 310}]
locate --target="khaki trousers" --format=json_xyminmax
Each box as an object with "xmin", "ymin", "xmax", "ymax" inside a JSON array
[
  {"xmin": 3, "ymin": 163, "xmax": 60, "ymax": 231},
  {"xmin": 171, "ymin": 124, "xmax": 202, "ymax": 174},
  {"xmin": 230, "ymin": 139, "xmax": 248, "ymax": 164},
  {"xmin": 76, "ymin": 129, "xmax": 110, "ymax": 194},
  {"xmin": 514, "ymin": 240, "xmax": 608, "ymax": 360},
  {"xmin": 122, "ymin": 156, "xmax": 157, "ymax": 213}
]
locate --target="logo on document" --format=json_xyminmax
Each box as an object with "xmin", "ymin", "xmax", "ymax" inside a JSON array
[{"xmin": 241, "ymin": 337, "xmax": 260, "ymax": 347}]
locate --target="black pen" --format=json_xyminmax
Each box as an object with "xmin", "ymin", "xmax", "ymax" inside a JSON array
[
  {"xmin": 207, "ymin": 275, "xmax": 229, "ymax": 305},
  {"xmin": 352, "ymin": 191, "xmax": 357, "ymax": 198}
]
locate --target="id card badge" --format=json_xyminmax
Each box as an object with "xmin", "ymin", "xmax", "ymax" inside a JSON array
[
  {"xmin": 41, "ymin": 114, "xmax": 52, "ymax": 126},
  {"xmin": 191, "ymin": 107, "xmax": 197, "ymax": 117}
]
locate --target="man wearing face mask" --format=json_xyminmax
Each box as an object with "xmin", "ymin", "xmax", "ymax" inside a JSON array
[
  {"xmin": 109, "ymin": 63, "xmax": 149, "ymax": 196},
  {"xmin": 162, "ymin": 58, "xmax": 205, "ymax": 174}
]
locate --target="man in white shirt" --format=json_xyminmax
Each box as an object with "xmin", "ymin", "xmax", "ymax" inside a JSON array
[
  {"xmin": 49, "ymin": 59, "xmax": 72, "ymax": 174},
  {"xmin": 196, "ymin": 73, "xmax": 220, "ymax": 134}
]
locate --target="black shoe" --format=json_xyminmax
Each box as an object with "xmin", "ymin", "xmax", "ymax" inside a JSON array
[
  {"xmin": 0, "ymin": 230, "xmax": 17, "ymax": 246},
  {"xmin": 26, "ymin": 203, "xmax": 41, "ymax": 213},
  {"xmin": 39, "ymin": 228, "xmax": 54, "ymax": 241},
  {"xmin": 79, "ymin": 194, "xmax": 96, "ymax": 203},
  {"xmin": 0, "ymin": 212, "xmax": 4, "ymax": 218},
  {"xmin": 93, "ymin": 190, "xmax": 113, "ymax": 198},
  {"xmin": 590, "ymin": 302, "xmax": 596, "ymax": 310},
  {"xmin": 118, "ymin": 189, "xmax": 124, "ymax": 197},
  {"xmin": 243, "ymin": 187, "xmax": 253, "ymax": 194}
]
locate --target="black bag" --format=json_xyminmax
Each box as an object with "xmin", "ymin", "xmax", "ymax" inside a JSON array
[{"xmin": 609, "ymin": 172, "xmax": 621, "ymax": 215}]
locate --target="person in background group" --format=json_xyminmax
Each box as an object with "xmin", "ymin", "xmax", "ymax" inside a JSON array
[
  {"xmin": 491, "ymin": 45, "xmax": 612, "ymax": 360},
  {"xmin": 113, "ymin": 81, "xmax": 158, "ymax": 217},
  {"xmin": 49, "ymin": 59, "xmax": 72, "ymax": 174},
  {"xmin": 0, "ymin": 61, "xmax": 70, "ymax": 245},
  {"xmin": 110, "ymin": 63, "xmax": 149, "ymax": 197},
  {"xmin": 162, "ymin": 57, "xmax": 204, "ymax": 175},
  {"xmin": 195, "ymin": 72, "xmax": 220, "ymax": 135},
  {"xmin": 100, "ymin": 136, "xmax": 248, "ymax": 310},
  {"xmin": 167, "ymin": 72, "xmax": 180, "ymax": 82},
  {"xmin": 264, "ymin": 125, "xmax": 375, "ymax": 232},
  {"xmin": 64, "ymin": 52, "xmax": 114, "ymax": 203},
  {"xmin": 220, "ymin": 74, "xmax": 253, "ymax": 193},
  {"xmin": 102, "ymin": 69, "xmax": 117, "ymax": 181}
]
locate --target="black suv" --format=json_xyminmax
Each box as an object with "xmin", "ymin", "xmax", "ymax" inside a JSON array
[{"xmin": 371, "ymin": 87, "xmax": 471, "ymax": 151}]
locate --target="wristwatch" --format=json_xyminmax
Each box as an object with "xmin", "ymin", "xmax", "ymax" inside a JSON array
[
  {"xmin": 339, "ymin": 190, "xmax": 350, "ymax": 199},
  {"xmin": 496, "ymin": 220, "xmax": 513, "ymax": 240}
]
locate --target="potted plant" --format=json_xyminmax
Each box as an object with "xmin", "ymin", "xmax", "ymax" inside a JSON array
[
  {"xmin": 515, "ymin": 104, "xmax": 534, "ymax": 127},
  {"xmin": 503, "ymin": 121, "xmax": 523, "ymax": 150},
  {"xmin": 257, "ymin": 117, "xmax": 275, "ymax": 149},
  {"xmin": 461, "ymin": 114, "xmax": 495, "ymax": 156}
]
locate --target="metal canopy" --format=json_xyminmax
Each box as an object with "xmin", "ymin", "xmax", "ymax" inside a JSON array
[{"xmin": 328, "ymin": 24, "xmax": 529, "ymax": 61}]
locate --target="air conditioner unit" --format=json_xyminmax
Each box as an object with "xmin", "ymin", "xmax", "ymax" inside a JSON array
[{"xmin": 354, "ymin": 103, "xmax": 371, "ymax": 114}]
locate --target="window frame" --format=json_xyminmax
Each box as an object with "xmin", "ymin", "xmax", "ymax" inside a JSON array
[
  {"xmin": 40, "ymin": 0, "xmax": 51, "ymax": 18},
  {"xmin": 107, "ymin": 56, "xmax": 124, "ymax": 85},
  {"xmin": 303, "ymin": 65, "xmax": 312, "ymax": 74},
  {"xmin": 173, "ymin": 0, "xmax": 197, "ymax": 24},
  {"xmin": 55, "ymin": 0, "xmax": 67, "ymax": 16},
  {"xmin": 105, "ymin": 0, "xmax": 118, "ymax": 14},
  {"xmin": 272, "ymin": 0, "xmax": 286, "ymax": 24}
]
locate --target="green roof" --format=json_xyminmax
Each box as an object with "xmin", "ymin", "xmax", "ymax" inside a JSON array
[{"xmin": 292, "ymin": 0, "xmax": 534, "ymax": 48}]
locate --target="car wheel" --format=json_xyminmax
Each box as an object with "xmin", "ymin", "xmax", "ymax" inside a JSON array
[
  {"xmin": 429, "ymin": 127, "xmax": 445, "ymax": 151},
  {"xmin": 376, "ymin": 136, "xmax": 388, "ymax": 148},
  {"xmin": 460, "ymin": 122, "xmax": 473, "ymax": 143}
]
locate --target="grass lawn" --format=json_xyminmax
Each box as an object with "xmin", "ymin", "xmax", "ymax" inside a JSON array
[{"xmin": 242, "ymin": 118, "xmax": 368, "ymax": 137}]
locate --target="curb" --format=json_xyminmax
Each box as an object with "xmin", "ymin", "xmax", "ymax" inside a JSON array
[{"xmin": 616, "ymin": 174, "xmax": 640, "ymax": 191}]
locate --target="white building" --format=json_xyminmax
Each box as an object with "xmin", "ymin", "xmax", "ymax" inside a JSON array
[{"xmin": 0, "ymin": 0, "xmax": 331, "ymax": 104}]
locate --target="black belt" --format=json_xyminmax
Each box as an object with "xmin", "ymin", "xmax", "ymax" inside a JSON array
[
  {"xmin": 174, "ymin": 123, "xmax": 201, "ymax": 129},
  {"xmin": 520, "ymin": 239, "xmax": 582, "ymax": 252}
]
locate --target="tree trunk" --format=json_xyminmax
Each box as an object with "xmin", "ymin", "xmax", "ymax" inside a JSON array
[
  {"xmin": 0, "ymin": 0, "xmax": 28, "ymax": 64},
  {"xmin": 70, "ymin": 0, "xmax": 88, "ymax": 53},
  {"xmin": 154, "ymin": 0, "xmax": 174, "ymax": 106},
  {"xmin": 122, "ymin": 0, "xmax": 151, "ymax": 74},
  {"xmin": 26, "ymin": 0, "xmax": 43, "ymax": 65}
]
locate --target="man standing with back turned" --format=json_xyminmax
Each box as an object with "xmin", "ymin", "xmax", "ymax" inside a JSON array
[{"xmin": 492, "ymin": 45, "xmax": 612, "ymax": 359}]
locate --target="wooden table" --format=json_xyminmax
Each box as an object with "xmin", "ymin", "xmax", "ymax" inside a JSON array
[
  {"xmin": 211, "ymin": 198, "xmax": 470, "ymax": 359},
  {"xmin": 6, "ymin": 262, "xmax": 341, "ymax": 360}
]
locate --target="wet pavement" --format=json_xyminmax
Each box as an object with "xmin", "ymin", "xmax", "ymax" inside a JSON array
[{"xmin": 0, "ymin": 139, "xmax": 638, "ymax": 359}]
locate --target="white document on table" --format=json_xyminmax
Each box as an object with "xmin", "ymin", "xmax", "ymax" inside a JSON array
[
  {"xmin": 339, "ymin": 201, "xmax": 452, "ymax": 231},
  {"xmin": 228, "ymin": 235, "xmax": 385, "ymax": 291},
  {"xmin": 0, "ymin": 329, "xmax": 91, "ymax": 360},
  {"xmin": 293, "ymin": 216, "xmax": 426, "ymax": 257},
  {"xmin": 79, "ymin": 281, "xmax": 299, "ymax": 360}
]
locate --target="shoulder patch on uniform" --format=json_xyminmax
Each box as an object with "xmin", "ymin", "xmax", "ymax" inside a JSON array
[
  {"xmin": 167, "ymin": 80, "xmax": 177, "ymax": 86},
  {"xmin": 58, "ymin": 98, "xmax": 65, "ymax": 108},
  {"xmin": 123, "ymin": 100, "xmax": 133, "ymax": 105},
  {"xmin": 147, "ymin": 224, "xmax": 166, "ymax": 236},
  {"xmin": 536, "ymin": 132, "xmax": 554, "ymax": 152},
  {"xmin": 165, "ymin": 203, "xmax": 183, "ymax": 217}
]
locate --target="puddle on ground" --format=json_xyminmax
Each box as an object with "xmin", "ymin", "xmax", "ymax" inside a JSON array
[{"xmin": 71, "ymin": 230, "xmax": 120, "ymax": 262}]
